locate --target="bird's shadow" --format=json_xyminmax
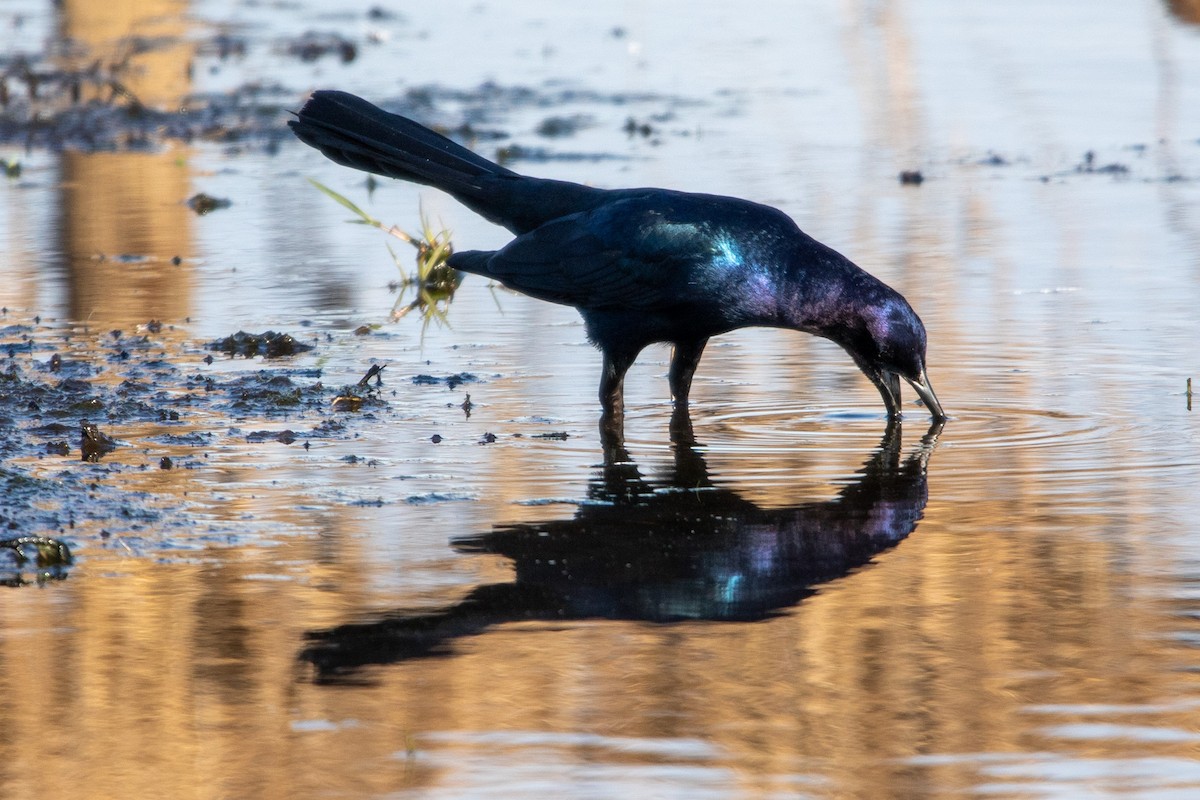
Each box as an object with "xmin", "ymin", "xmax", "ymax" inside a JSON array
[{"xmin": 301, "ymin": 415, "xmax": 943, "ymax": 683}]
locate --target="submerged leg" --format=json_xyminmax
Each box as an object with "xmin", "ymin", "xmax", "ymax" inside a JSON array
[
  {"xmin": 599, "ymin": 347, "xmax": 639, "ymax": 430},
  {"xmin": 668, "ymin": 337, "xmax": 709, "ymax": 407},
  {"xmin": 864, "ymin": 367, "xmax": 902, "ymax": 423},
  {"xmin": 878, "ymin": 370, "xmax": 902, "ymax": 422}
]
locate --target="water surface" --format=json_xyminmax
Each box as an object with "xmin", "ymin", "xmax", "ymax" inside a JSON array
[{"xmin": 1, "ymin": 1, "xmax": 1199, "ymax": 798}]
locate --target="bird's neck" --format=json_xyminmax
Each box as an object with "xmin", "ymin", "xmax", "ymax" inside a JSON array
[{"xmin": 775, "ymin": 255, "xmax": 888, "ymax": 344}]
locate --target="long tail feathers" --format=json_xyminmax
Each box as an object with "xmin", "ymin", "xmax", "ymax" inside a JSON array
[{"xmin": 289, "ymin": 90, "xmax": 514, "ymax": 197}]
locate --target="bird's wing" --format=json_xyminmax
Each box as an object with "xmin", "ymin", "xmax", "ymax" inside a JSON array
[{"xmin": 450, "ymin": 200, "xmax": 715, "ymax": 309}]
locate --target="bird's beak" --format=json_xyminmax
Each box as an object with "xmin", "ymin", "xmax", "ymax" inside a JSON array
[{"xmin": 904, "ymin": 368, "xmax": 946, "ymax": 423}]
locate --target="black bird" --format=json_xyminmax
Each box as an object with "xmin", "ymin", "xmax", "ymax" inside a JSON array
[{"xmin": 289, "ymin": 91, "xmax": 945, "ymax": 425}]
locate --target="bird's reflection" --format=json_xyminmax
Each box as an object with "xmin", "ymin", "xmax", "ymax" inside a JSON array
[{"xmin": 302, "ymin": 417, "xmax": 942, "ymax": 683}]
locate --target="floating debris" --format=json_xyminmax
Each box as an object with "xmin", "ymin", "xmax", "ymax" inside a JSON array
[
  {"xmin": 187, "ymin": 193, "xmax": 232, "ymax": 215},
  {"xmin": 332, "ymin": 364, "xmax": 388, "ymax": 412},
  {"xmin": 357, "ymin": 364, "xmax": 386, "ymax": 387},
  {"xmin": 1077, "ymin": 150, "xmax": 1129, "ymax": 175},
  {"xmin": 331, "ymin": 395, "xmax": 364, "ymax": 412}
]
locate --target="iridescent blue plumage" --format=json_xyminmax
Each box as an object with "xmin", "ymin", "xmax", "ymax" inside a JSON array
[{"xmin": 290, "ymin": 90, "xmax": 945, "ymax": 427}]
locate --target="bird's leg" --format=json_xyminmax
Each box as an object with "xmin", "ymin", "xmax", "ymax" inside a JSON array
[
  {"xmin": 668, "ymin": 338, "xmax": 708, "ymax": 408},
  {"xmin": 599, "ymin": 349, "xmax": 638, "ymax": 432}
]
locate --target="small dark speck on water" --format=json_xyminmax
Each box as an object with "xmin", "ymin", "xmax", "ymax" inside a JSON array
[
  {"xmin": 187, "ymin": 192, "xmax": 232, "ymax": 215},
  {"xmin": 431, "ymin": 434, "xmax": 442, "ymax": 444},
  {"xmin": 899, "ymin": 170, "xmax": 924, "ymax": 185},
  {"xmin": 1077, "ymin": 150, "xmax": 1130, "ymax": 175},
  {"xmin": 623, "ymin": 117, "xmax": 654, "ymax": 138},
  {"xmin": 480, "ymin": 432, "xmax": 497, "ymax": 444}
]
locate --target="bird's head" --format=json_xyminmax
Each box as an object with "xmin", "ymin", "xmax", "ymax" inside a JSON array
[{"xmin": 834, "ymin": 294, "xmax": 945, "ymax": 423}]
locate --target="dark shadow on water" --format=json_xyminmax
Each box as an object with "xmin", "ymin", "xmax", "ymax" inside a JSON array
[{"xmin": 301, "ymin": 415, "xmax": 943, "ymax": 683}]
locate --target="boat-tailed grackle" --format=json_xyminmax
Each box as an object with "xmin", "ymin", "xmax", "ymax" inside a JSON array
[{"xmin": 290, "ymin": 90, "xmax": 946, "ymax": 426}]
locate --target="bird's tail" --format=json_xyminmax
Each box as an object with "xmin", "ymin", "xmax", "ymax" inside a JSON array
[{"xmin": 289, "ymin": 90, "xmax": 516, "ymax": 198}]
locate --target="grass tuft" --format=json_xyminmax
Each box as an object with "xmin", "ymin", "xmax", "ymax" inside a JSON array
[{"xmin": 309, "ymin": 179, "xmax": 461, "ymax": 328}]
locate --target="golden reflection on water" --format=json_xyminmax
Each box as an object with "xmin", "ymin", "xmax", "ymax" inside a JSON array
[
  {"xmin": 54, "ymin": 0, "xmax": 196, "ymax": 328},
  {"xmin": 4, "ymin": 505, "xmax": 1195, "ymax": 799},
  {"xmin": 59, "ymin": 151, "xmax": 195, "ymax": 325}
]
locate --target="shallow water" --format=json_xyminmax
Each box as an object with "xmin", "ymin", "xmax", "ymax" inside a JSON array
[{"xmin": 2, "ymin": 0, "xmax": 1200, "ymax": 798}]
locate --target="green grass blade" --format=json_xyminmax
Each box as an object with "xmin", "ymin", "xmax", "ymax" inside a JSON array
[{"xmin": 308, "ymin": 178, "xmax": 379, "ymax": 226}]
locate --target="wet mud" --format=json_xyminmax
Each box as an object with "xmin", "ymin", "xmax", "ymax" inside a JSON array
[{"xmin": 0, "ymin": 318, "xmax": 451, "ymax": 571}]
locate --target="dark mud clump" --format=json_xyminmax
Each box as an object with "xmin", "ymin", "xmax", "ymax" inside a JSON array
[
  {"xmin": 198, "ymin": 371, "xmax": 326, "ymax": 413},
  {"xmin": 207, "ymin": 330, "xmax": 315, "ymax": 359},
  {"xmin": 412, "ymin": 372, "xmax": 478, "ymax": 390},
  {"xmin": 536, "ymin": 114, "xmax": 593, "ymax": 138},
  {"xmin": 282, "ymin": 31, "xmax": 358, "ymax": 64},
  {"xmin": 80, "ymin": 419, "xmax": 118, "ymax": 462}
]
